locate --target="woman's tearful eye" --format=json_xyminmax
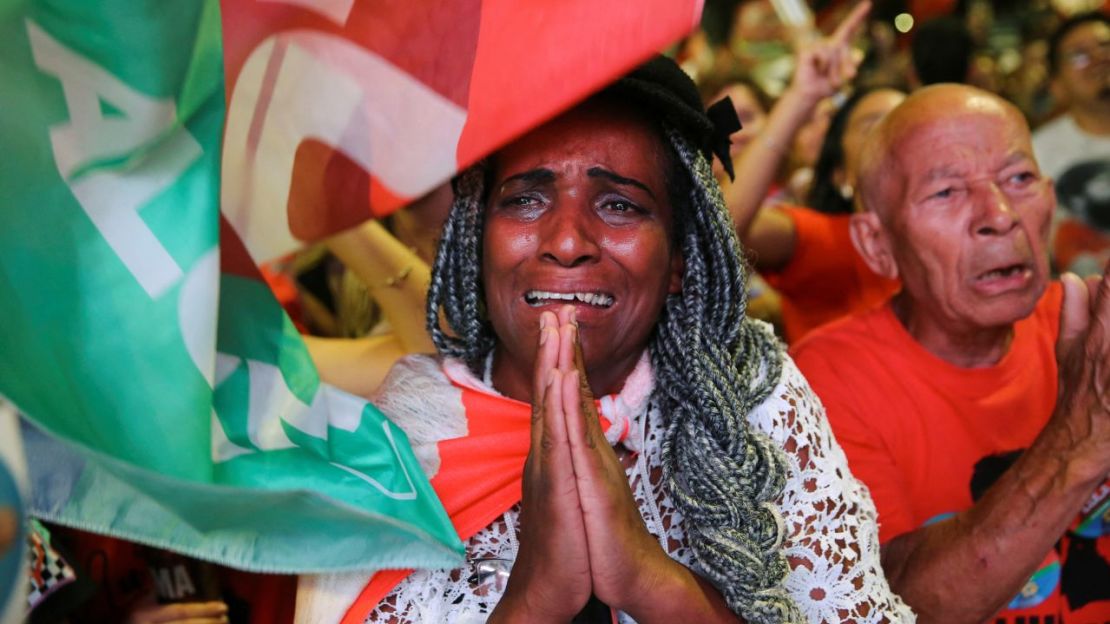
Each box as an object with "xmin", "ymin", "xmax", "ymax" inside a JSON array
[
  {"xmin": 598, "ymin": 197, "xmax": 647, "ymax": 222},
  {"xmin": 505, "ymin": 195, "xmax": 537, "ymax": 207},
  {"xmin": 497, "ymin": 194, "xmax": 546, "ymax": 219}
]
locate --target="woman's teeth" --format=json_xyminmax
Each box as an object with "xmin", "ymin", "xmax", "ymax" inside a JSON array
[{"xmin": 525, "ymin": 290, "xmax": 614, "ymax": 308}]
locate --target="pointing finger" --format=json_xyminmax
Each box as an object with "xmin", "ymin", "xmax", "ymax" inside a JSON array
[{"xmin": 831, "ymin": 1, "xmax": 871, "ymax": 46}]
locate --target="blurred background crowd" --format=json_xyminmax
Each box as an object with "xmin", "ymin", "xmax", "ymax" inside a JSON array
[{"xmin": 691, "ymin": 0, "xmax": 1081, "ymax": 125}]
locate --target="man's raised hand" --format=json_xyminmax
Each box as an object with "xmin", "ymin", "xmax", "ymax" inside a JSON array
[
  {"xmin": 789, "ymin": 1, "xmax": 871, "ymax": 104},
  {"xmin": 1054, "ymin": 271, "xmax": 1110, "ymax": 485}
]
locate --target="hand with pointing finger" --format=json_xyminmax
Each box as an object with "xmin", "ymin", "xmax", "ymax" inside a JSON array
[{"xmin": 788, "ymin": 1, "xmax": 871, "ymax": 105}]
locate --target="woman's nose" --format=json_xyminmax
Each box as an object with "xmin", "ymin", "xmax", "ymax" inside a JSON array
[{"xmin": 538, "ymin": 202, "xmax": 601, "ymax": 267}]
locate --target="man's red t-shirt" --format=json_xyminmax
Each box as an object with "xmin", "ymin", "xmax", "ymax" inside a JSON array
[
  {"xmin": 761, "ymin": 206, "xmax": 899, "ymax": 344},
  {"xmin": 793, "ymin": 283, "xmax": 1110, "ymax": 623}
]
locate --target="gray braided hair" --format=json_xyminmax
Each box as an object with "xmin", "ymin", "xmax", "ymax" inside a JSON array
[{"xmin": 426, "ymin": 114, "xmax": 799, "ymax": 624}]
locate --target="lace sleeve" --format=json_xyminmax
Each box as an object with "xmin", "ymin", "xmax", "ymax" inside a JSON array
[{"xmin": 750, "ymin": 356, "xmax": 916, "ymax": 624}]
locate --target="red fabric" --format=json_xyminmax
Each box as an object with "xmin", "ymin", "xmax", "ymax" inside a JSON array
[
  {"xmin": 218, "ymin": 0, "xmax": 700, "ymax": 232},
  {"xmin": 454, "ymin": 0, "xmax": 700, "ymax": 168},
  {"xmin": 1053, "ymin": 216, "xmax": 1110, "ymax": 274},
  {"xmin": 793, "ymin": 284, "xmax": 1062, "ymax": 542},
  {"xmin": 762, "ymin": 206, "xmax": 899, "ymax": 344},
  {"xmin": 343, "ymin": 377, "xmax": 618, "ymax": 622},
  {"xmin": 218, "ymin": 0, "xmax": 483, "ymax": 224},
  {"xmin": 792, "ymin": 283, "xmax": 1110, "ymax": 622}
]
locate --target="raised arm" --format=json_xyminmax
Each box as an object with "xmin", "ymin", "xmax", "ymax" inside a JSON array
[
  {"xmin": 325, "ymin": 219, "xmax": 434, "ymax": 355},
  {"xmin": 302, "ymin": 334, "xmax": 406, "ymax": 398},
  {"xmin": 302, "ymin": 218, "xmax": 434, "ymax": 397},
  {"xmin": 879, "ymin": 272, "xmax": 1110, "ymax": 623},
  {"xmin": 723, "ymin": 1, "xmax": 869, "ymax": 269}
]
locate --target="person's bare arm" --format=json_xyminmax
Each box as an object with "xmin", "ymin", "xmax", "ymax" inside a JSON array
[
  {"xmin": 724, "ymin": 2, "xmax": 869, "ymax": 270},
  {"xmin": 880, "ymin": 272, "xmax": 1110, "ymax": 623},
  {"xmin": 303, "ymin": 334, "xmax": 406, "ymax": 398},
  {"xmin": 325, "ymin": 219, "xmax": 434, "ymax": 354},
  {"xmin": 742, "ymin": 207, "xmax": 798, "ymax": 270}
]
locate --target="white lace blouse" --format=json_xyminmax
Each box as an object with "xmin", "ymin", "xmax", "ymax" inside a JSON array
[{"xmin": 295, "ymin": 352, "xmax": 914, "ymax": 624}]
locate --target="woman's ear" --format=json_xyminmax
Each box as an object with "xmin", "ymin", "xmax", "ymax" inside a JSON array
[
  {"xmin": 849, "ymin": 212, "xmax": 899, "ymax": 280},
  {"xmin": 668, "ymin": 253, "xmax": 684, "ymax": 295}
]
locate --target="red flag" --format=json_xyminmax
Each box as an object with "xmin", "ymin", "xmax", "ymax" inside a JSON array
[{"xmin": 218, "ymin": 0, "xmax": 702, "ymax": 264}]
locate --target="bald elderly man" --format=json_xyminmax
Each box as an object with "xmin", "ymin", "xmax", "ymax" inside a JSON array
[{"xmin": 793, "ymin": 84, "xmax": 1110, "ymax": 624}]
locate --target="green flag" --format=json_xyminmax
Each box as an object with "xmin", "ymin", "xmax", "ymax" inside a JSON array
[{"xmin": 0, "ymin": 0, "xmax": 462, "ymax": 573}]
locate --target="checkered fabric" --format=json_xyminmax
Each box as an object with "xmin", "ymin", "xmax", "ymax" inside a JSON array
[{"xmin": 26, "ymin": 520, "xmax": 76, "ymax": 610}]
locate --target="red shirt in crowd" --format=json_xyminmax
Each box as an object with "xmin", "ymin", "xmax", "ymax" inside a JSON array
[
  {"xmin": 793, "ymin": 283, "xmax": 1110, "ymax": 623},
  {"xmin": 761, "ymin": 206, "xmax": 899, "ymax": 344}
]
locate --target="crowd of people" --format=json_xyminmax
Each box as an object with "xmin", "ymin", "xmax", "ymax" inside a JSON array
[{"xmin": 23, "ymin": 0, "xmax": 1110, "ymax": 622}]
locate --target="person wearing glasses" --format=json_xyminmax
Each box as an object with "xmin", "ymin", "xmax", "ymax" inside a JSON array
[
  {"xmin": 1034, "ymin": 11, "xmax": 1110, "ymax": 181},
  {"xmin": 1033, "ymin": 12, "xmax": 1110, "ymax": 276}
]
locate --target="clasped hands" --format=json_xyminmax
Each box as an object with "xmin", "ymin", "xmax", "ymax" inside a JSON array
[{"xmin": 490, "ymin": 305, "xmax": 677, "ymax": 623}]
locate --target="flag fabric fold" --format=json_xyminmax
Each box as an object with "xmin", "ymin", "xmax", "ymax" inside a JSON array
[
  {"xmin": 0, "ymin": 0, "xmax": 459, "ymax": 573},
  {"xmin": 0, "ymin": 0, "xmax": 701, "ymax": 577}
]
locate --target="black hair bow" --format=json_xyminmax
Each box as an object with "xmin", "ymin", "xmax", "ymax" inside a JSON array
[{"xmin": 706, "ymin": 96, "xmax": 742, "ymax": 181}]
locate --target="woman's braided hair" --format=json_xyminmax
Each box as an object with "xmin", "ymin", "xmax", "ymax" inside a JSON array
[{"xmin": 425, "ymin": 58, "xmax": 799, "ymax": 623}]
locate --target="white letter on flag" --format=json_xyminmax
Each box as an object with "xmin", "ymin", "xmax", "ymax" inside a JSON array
[{"xmin": 27, "ymin": 20, "xmax": 201, "ymax": 299}]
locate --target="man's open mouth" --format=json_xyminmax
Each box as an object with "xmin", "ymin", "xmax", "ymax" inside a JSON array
[
  {"xmin": 975, "ymin": 263, "xmax": 1028, "ymax": 282},
  {"xmin": 524, "ymin": 290, "xmax": 614, "ymax": 308}
]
